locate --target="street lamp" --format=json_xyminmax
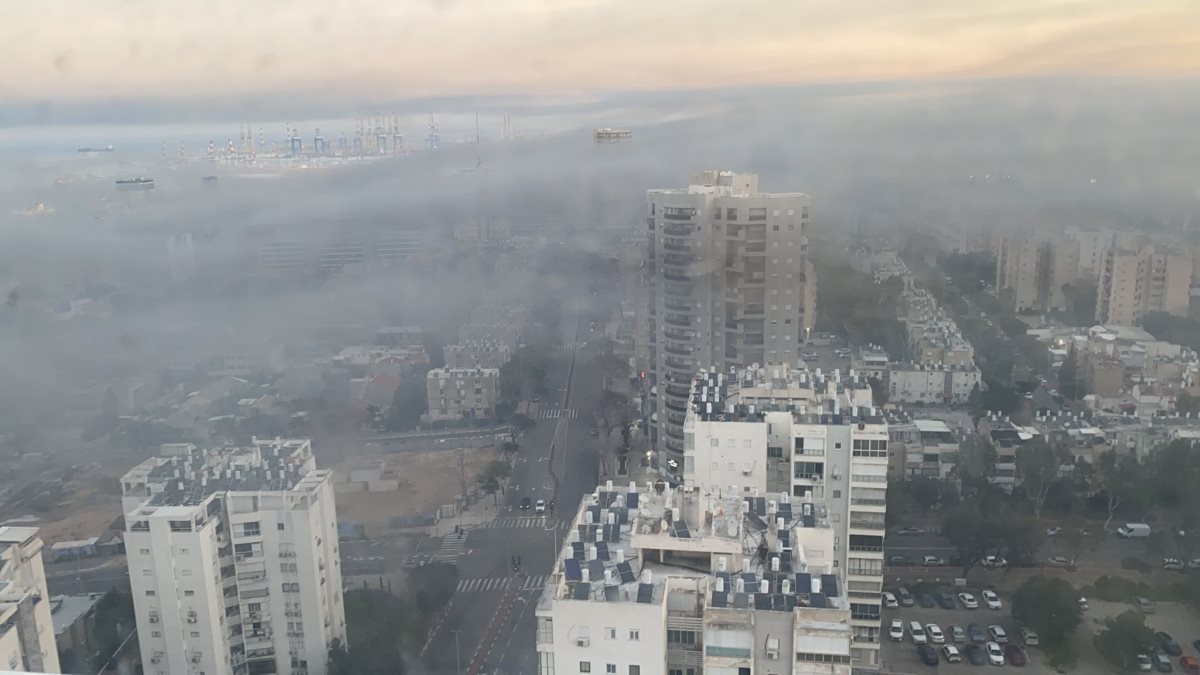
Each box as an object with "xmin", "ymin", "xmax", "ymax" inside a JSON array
[{"xmin": 453, "ymin": 629, "xmax": 462, "ymax": 675}]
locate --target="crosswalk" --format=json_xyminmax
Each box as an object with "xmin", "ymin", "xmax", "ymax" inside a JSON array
[
  {"xmin": 476, "ymin": 517, "xmax": 546, "ymax": 529},
  {"xmin": 563, "ymin": 342, "xmax": 583, "ymax": 351},
  {"xmin": 456, "ymin": 574, "xmax": 550, "ymax": 593},
  {"xmin": 433, "ymin": 534, "xmax": 467, "ymax": 564},
  {"xmin": 536, "ymin": 408, "xmax": 578, "ymax": 420}
]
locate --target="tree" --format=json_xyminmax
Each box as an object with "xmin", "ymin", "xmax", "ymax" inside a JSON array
[
  {"xmin": 508, "ymin": 413, "xmax": 535, "ymax": 445},
  {"xmin": 1178, "ymin": 391, "xmax": 1200, "ymax": 416},
  {"xmin": 1095, "ymin": 611, "xmax": 1157, "ymax": 671},
  {"xmin": 867, "ymin": 376, "xmax": 889, "ymax": 406},
  {"xmin": 942, "ymin": 505, "xmax": 995, "ymax": 577},
  {"xmin": 1059, "ymin": 345, "xmax": 1085, "ymax": 400},
  {"xmin": 1015, "ymin": 440, "xmax": 1068, "ymax": 521},
  {"xmin": 384, "ymin": 377, "xmax": 428, "ymax": 432},
  {"xmin": 1012, "ymin": 577, "xmax": 1082, "ymax": 648},
  {"xmin": 592, "ymin": 388, "xmax": 630, "ymax": 444},
  {"xmin": 1095, "ymin": 450, "xmax": 1147, "ymax": 533},
  {"xmin": 477, "ymin": 460, "xmax": 511, "ymax": 504}
]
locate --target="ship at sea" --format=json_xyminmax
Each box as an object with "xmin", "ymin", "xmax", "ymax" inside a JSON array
[
  {"xmin": 78, "ymin": 145, "xmax": 114, "ymax": 153},
  {"xmin": 116, "ymin": 176, "xmax": 155, "ymax": 191}
]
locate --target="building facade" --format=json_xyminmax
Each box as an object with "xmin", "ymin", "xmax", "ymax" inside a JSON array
[
  {"xmin": 994, "ymin": 232, "xmax": 1079, "ymax": 313},
  {"xmin": 443, "ymin": 340, "xmax": 513, "ymax": 370},
  {"xmin": 121, "ymin": 439, "xmax": 345, "ymax": 675},
  {"xmin": 425, "ymin": 367, "xmax": 500, "ymax": 421},
  {"xmin": 646, "ymin": 171, "xmax": 817, "ymax": 468},
  {"xmin": 885, "ymin": 364, "xmax": 981, "ymax": 405},
  {"xmin": 0, "ymin": 527, "xmax": 60, "ymax": 674},
  {"xmin": 1096, "ymin": 242, "xmax": 1193, "ymax": 326}
]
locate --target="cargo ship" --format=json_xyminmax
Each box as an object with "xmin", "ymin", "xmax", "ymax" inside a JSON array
[
  {"xmin": 78, "ymin": 145, "xmax": 114, "ymax": 153},
  {"xmin": 116, "ymin": 176, "xmax": 155, "ymax": 191}
]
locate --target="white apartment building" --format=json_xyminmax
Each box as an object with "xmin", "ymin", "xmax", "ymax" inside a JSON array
[
  {"xmin": 646, "ymin": 171, "xmax": 817, "ymax": 468},
  {"xmin": 1095, "ymin": 242, "xmax": 1192, "ymax": 326},
  {"xmin": 121, "ymin": 439, "xmax": 345, "ymax": 675},
  {"xmin": 885, "ymin": 363, "xmax": 981, "ymax": 405},
  {"xmin": 993, "ymin": 232, "xmax": 1079, "ymax": 313},
  {"xmin": 677, "ymin": 366, "xmax": 888, "ymax": 668},
  {"xmin": 0, "ymin": 527, "xmax": 60, "ymax": 674},
  {"xmin": 443, "ymin": 340, "xmax": 513, "ymax": 370},
  {"xmin": 425, "ymin": 367, "xmax": 500, "ymax": 421},
  {"xmin": 886, "ymin": 417, "xmax": 960, "ymax": 480},
  {"xmin": 535, "ymin": 480, "xmax": 856, "ymax": 675}
]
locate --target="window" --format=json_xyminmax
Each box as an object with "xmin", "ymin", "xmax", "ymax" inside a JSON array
[
  {"xmin": 606, "ymin": 666, "xmax": 616, "ymax": 674},
  {"xmin": 629, "ymin": 667, "xmax": 640, "ymax": 675},
  {"xmin": 145, "ymin": 590, "xmax": 156, "ymax": 597},
  {"xmin": 767, "ymin": 446, "xmax": 783, "ymax": 459},
  {"xmin": 605, "ymin": 627, "xmax": 616, "ymax": 640},
  {"xmin": 191, "ymin": 631, "xmax": 201, "ymax": 637},
  {"xmin": 667, "ymin": 630, "xmax": 697, "ymax": 644},
  {"xmin": 151, "ymin": 631, "xmax": 162, "ymax": 638},
  {"xmin": 185, "ymin": 590, "xmax": 195, "ymax": 597},
  {"xmin": 241, "ymin": 521, "xmax": 261, "ymax": 537},
  {"xmin": 139, "ymin": 548, "xmax": 151, "ymax": 555},
  {"xmin": 277, "ymin": 523, "xmax": 285, "ymax": 531},
  {"xmin": 580, "ymin": 662, "xmax": 592, "ymax": 673},
  {"xmin": 628, "ymin": 630, "xmax": 639, "ymax": 641}
]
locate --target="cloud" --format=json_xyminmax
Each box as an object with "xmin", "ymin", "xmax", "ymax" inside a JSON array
[{"xmin": 0, "ymin": 0, "xmax": 1196, "ymax": 105}]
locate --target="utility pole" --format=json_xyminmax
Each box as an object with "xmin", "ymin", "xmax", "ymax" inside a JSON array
[
  {"xmin": 453, "ymin": 629, "xmax": 462, "ymax": 675},
  {"xmin": 458, "ymin": 445, "xmax": 467, "ymax": 533}
]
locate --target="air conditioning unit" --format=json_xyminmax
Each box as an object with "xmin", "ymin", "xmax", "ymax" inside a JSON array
[
  {"xmin": 575, "ymin": 638, "xmax": 590, "ymax": 648},
  {"xmin": 191, "ymin": 655, "xmax": 202, "ymax": 664},
  {"xmin": 766, "ymin": 649, "xmax": 780, "ymax": 660},
  {"xmin": 151, "ymin": 657, "xmax": 161, "ymax": 664}
]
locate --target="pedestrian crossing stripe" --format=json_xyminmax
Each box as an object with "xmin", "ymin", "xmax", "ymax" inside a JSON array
[
  {"xmin": 456, "ymin": 575, "xmax": 550, "ymax": 593},
  {"xmin": 535, "ymin": 408, "xmax": 578, "ymax": 420},
  {"xmin": 476, "ymin": 517, "xmax": 546, "ymax": 529},
  {"xmin": 433, "ymin": 535, "xmax": 467, "ymax": 563}
]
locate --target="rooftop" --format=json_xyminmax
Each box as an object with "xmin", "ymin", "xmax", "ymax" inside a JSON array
[{"xmin": 687, "ymin": 364, "xmax": 883, "ymax": 425}]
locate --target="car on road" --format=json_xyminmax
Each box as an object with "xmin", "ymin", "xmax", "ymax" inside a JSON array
[
  {"xmin": 881, "ymin": 591, "xmax": 898, "ymax": 608},
  {"xmin": 1188, "ymin": 558, "xmax": 1200, "ymax": 570},
  {"xmin": 1078, "ymin": 596, "xmax": 1089, "ymax": 611},
  {"xmin": 986, "ymin": 641, "xmax": 1006, "ymax": 665},
  {"xmin": 950, "ymin": 625, "xmax": 967, "ymax": 643},
  {"xmin": 957, "ymin": 592, "xmax": 978, "ymax": 609},
  {"xmin": 520, "ymin": 496, "xmax": 531, "ymax": 510},
  {"xmin": 1157, "ymin": 632, "xmax": 1183, "ymax": 656},
  {"xmin": 926, "ymin": 624, "xmax": 945, "ymax": 644},
  {"xmin": 917, "ymin": 643, "xmax": 939, "ymax": 666},
  {"xmin": 1047, "ymin": 555, "xmax": 1074, "ymax": 567},
  {"xmin": 936, "ymin": 591, "xmax": 956, "ymax": 609},
  {"xmin": 1045, "ymin": 526, "xmax": 1063, "ymax": 536},
  {"xmin": 1020, "ymin": 627, "xmax": 1040, "ymax": 646},
  {"xmin": 982, "ymin": 589, "xmax": 1002, "ymax": 610},
  {"xmin": 968, "ymin": 623, "xmax": 987, "ymax": 643},
  {"xmin": 1124, "ymin": 556, "xmax": 1153, "ymax": 573},
  {"xmin": 981, "ymin": 555, "xmax": 1008, "ymax": 568},
  {"xmin": 1163, "ymin": 558, "xmax": 1185, "ymax": 571},
  {"xmin": 1155, "ymin": 653, "xmax": 1175, "ymax": 673},
  {"xmin": 942, "ymin": 645, "xmax": 963, "ymax": 663},
  {"xmin": 896, "ymin": 586, "xmax": 915, "ymax": 607},
  {"xmin": 889, "ymin": 619, "xmax": 905, "ymax": 641},
  {"xmin": 917, "ymin": 592, "xmax": 936, "ymax": 608},
  {"xmin": 892, "ymin": 526, "xmax": 925, "ymax": 536},
  {"xmin": 1180, "ymin": 656, "xmax": 1200, "ymax": 674},
  {"xmin": 802, "ymin": 352, "xmax": 819, "ymax": 362},
  {"xmin": 1006, "ymin": 644, "xmax": 1028, "ymax": 666},
  {"xmin": 535, "ymin": 498, "xmax": 546, "ymax": 514},
  {"xmin": 588, "ymin": 427, "xmax": 599, "ymax": 437},
  {"xmin": 923, "ymin": 555, "xmax": 945, "ymax": 567},
  {"xmin": 666, "ymin": 458, "xmax": 679, "ymax": 470},
  {"xmin": 988, "ymin": 625, "xmax": 1009, "ymax": 644},
  {"xmin": 964, "ymin": 643, "xmax": 987, "ymax": 666},
  {"xmin": 910, "ymin": 621, "xmax": 927, "ymax": 645},
  {"xmin": 1136, "ymin": 596, "xmax": 1156, "ymax": 613},
  {"xmin": 889, "ymin": 555, "xmax": 912, "ymax": 567},
  {"xmin": 1134, "ymin": 654, "xmax": 1153, "ymax": 671}
]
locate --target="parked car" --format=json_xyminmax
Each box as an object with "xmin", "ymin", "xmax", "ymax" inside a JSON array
[
  {"xmin": 1124, "ymin": 557, "xmax": 1154, "ymax": 573},
  {"xmin": 896, "ymin": 586, "xmax": 915, "ymax": 607},
  {"xmin": 1155, "ymin": 652, "xmax": 1175, "ymax": 673},
  {"xmin": 1118, "ymin": 522, "xmax": 1153, "ymax": 538},
  {"xmin": 1163, "ymin": 558, "xmax": 1185, "ymax": 571},
  {"xmin": 1006, "ymin": 644, "xmax": 1028, "ymax": 666},
  {"xmin": 1045, "ymin": 526, "xmax": 1063, "ymax": 536},
  {"xmin": 1134, "ymin": 654, "xmax": 1153, "ymax": 672},
  {"xmin": 1180, "ymin": 656, "xmax": 1200, "ymax": 675},
  {"xmin": 889, "ymin": 555, "xmax": 912, "ymax": 567},
  {"xmin": 1020, "ymin": 627, "xmax": 1040, "ymax": 646},
  {"xmin": 1078, "ymin": 596, "xmax": 1089, "ymax": 611},
  {"xmin": 988, "ymin": 625, "xmax": 1009, "ymax": 644},
  {"xmin": 520, "ymin": 496, "xmax": 531, "ymax": 510},
  {"xmin": 1157, "ymin": 632, "xmax": 1182, "ymax": 656},
  {"xmin": 1136, "ymin": 596, "xmax": 1156, "ymax": 613},
  {"xmin": 964, "ymin": 643, "xmax": 987, "ymax": 666},
  {"xmin": 917, "ymin": 592, "xmax": 936, "ymax": 608},
  {"xmin": 910, "ymin": 621, "xmax": 927, "ymax": 645},
  {"xmin": 802, "ymin": 352, "xmax": 819, "ymax": 362},
  {"xmin": 1193, "ymin": 640, "xmax": 1200, "ymax": 653},
  {"xmin": 1047, "ymin": 555, "xmax": 1074, "ymax": 567},
  {"xmin": 917, "ymin": 643, "xmax": 939, "ymax": 666},
  {"xmin": 981, "ymin": 589, "xmax": 1002, "ymax": 610},
  {"xmin": 950, "ymin": 625, "xmax": 967, "ymax": 643},
  {"xmin": 926, "ymin": 624, "xmax": 945, "ymax": 644},
  {"xmin": 1188, "ymin": 558, "xmax": 1200, "ymax": 570},
  {"xmin": 889, "ymin": 619, "xmax": 905, "ymax": 642},
  {"xmin": 957, "ymin": 592, "xmax": 978, "ymax": 609},
  {"xmin": 936, "ymin": 591, "xmax": 956, "ymax": 609},
  {"xmin": 981, "ymin": 555, "xmax": 1008, "ymax": 568},
  {"xmin": 892, "ymin": 526, "xmax": 925, "ymax": 536},
  {"xmin": 923, "ymin": 555, "xmax": 945, "ymax": 567},
  {"xmin": 986, "ymin": 641, "xmax": 1006, "ymax": 665},
  {"xmin": 942, "ymin": 645, "xmax": 963, "ymax": 663},
  {"xmin": 881, "ymin": 591, "xmax": 898, "ymax": 608},
  {"xmin": 968, "ymin": 623, "xmax": 987, "ymax": 643}
]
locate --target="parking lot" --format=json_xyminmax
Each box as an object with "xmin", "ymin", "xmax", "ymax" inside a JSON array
[{"xmin": 881, "ymin": 585, "xmax": 1057, "ymax": 674}]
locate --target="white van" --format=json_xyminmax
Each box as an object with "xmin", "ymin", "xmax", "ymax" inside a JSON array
[
  {"xmin": 1117, "ymin": 523, "xmax": 1152, "ymax": 538},
  {"xmin": 910, "ymin": 621, "xmax": 927, "ymax": 644}
]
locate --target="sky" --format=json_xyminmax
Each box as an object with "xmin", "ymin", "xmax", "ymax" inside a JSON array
[{"xmin": 3, "ymin": 0, "xmax": 1198, "ymax": 109}]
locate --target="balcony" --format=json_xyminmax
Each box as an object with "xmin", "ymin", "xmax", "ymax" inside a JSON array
[
  {"xmin": 663, "ymin": 272, "xmax": 692, "ymax": 283},
  {"xmin": 663, "ymin": 225, "xmax": 693, "ymax": 237},
  {"xmin": 664, "ymin": 315, "xmax": 692, "ymax": 328},
  {"xmin": 743, "ymin": 242, "xmax": 766, "ymax": 254},
  {"xmin": 848, "ymin": 544, "xmax": 884, "ymax": 553},
  {"xmin": 705, "ymin": 646, "xmax": 751, "ymax": 659},
  {"xmin": 663, "ymin": 344, "xmax": 692, "ymax": 357},
  {"xmin": 662, "ymin": 242, "xmax": 692, "ymax": 253},
  {"xmin": 849, "ymin": 520, "xmax": 886, "ymax": 531}
]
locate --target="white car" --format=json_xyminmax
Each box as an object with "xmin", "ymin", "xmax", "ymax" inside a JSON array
[
  {"xmin": 534, "ymin": 499, "xmax": 546, "ymax": 514},
  {"xmin": 881, "ymin": 591, "xmax": 898, "ymax": 608},
  {"xmin": 986, "ymin": 641, "xmax": 1005, "ymax": 665},
  {"xmin": 1047, "ymin": 555, "xmax": 1074, "ymax": 567},
  {"xmin": 1135, "ymin": 654, "xmax": 1153, "ymax": 671},
  {"xmin": 942, "ymin": 645, "xmax": 963, "ymax": 663},
  {"xmin": 1020, "ymin": 627, "xmax": 1039, "ymax": 646},
  {"xmin": 923, "ymin": 555, "xmax": 945, "ymax": 567},
  {"xmin": 889, "ymin": 619, "xmax": 905, "ymax": 642},
  {"xmin": 926, "ymin": 624, "xmax": 945, "ymax": 644},
  {"xmin": 957, "ymin": 592, "xmax": 978, "ymax": 609},
  {"xmin": 910, "ymin": 621, "xmax": 927, "ymax": 645},
  {"xmin": 981, "ymin": 555, "xmax": 1008, "ymax": 568},
  {"xmin": 981, "ymin": 589, "xmax": 1002, "ymax": 610},
  {"xmin": 988, "ymin": 625, "xmax": 1008, "ymax": 644}
]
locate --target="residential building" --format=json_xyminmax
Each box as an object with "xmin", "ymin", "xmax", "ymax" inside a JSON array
[
  {"xmin": 885, "ymin": 363, "xmax": 981, "ymax": 405},
  {"xmin": 121, "ymin": 439, "xmax": 345, "ymax": 675},
  {"xmin": 535, "ymin": 480, "xmax": 856, "ymax": 675},
  {"xmin": 425, "ymin": 367, "xmax": 499, "ymax": 421},
  {"xmin": 646, "ymin": 171, "xmax": 817, "ymax": 466},
  {"xmin": 50, "ymin": 593, "xmax": 104, "ymax": 671},
  {"xmin": 1096, "ymin": 241, "xmax": 1193, "ymax": 325},
  {"xmin": 676, "ymin": 365, "xmax": 888, "ymax": 667},
  {"xmin": 899, "ymin": 289, "xmax": 974, "ymax": 367},
  {"xmin": 885, "ymin": 417, "xmax": 960, "ymax": 479},
  {"xmin": 0, "ymin": 526, "xmax": 61, "ymax": 673},
  {"xmin": 993, "ymin": 232, "xmax": 1079, "ymax": 313},
  {"xmin": 443, "ymin": 340, "xmax": 513, "ymax": 370}
]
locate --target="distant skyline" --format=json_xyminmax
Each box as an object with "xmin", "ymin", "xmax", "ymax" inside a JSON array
[{"xmin": 5, "ymin": 0, "xmax": 1198, "ymax": 109}]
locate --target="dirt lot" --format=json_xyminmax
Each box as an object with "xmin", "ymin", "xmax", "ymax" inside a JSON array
[
  {"xmin": 334, "ymin": 447, "xmax": 501, "ymax": 535},
  {"xmin": 0, "ymin": 463, "xmax": 125, "ymax": 544}
]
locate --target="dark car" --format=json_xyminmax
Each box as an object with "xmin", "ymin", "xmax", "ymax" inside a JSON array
[
  {"xmin": 889, "ymin": 555, "xmax": 912, "ymax": 567},
  {"xmin": 917, "ymin": 592, "xmax": 937, "ymax": 608},
  {"xmin": 936, "ymin": 591, "xmax": 957, "ymax": 609},
  {"xmin": 1123, "ymin": 556, "xmax": 1153, "ymax": 573},
  {"xmin": 968, "ymin": 623, "xmax": 987, "ymax": 643},
  {"xmin": 1005, "ymin": 644, "xmax": 1027, "ymax": 667},
  {"xmin": 964, "ymin": 643, "xmax": 988, "ymax": 666},
  {"xmin": 896, "ymin": 586, "xmax": 915, "ymax": 607},
  {"xmin": 520, "ymin": 496, "xmax": 531, "ymax": 510},
  {"xmin": 1158, "ymin": 632, "xmax": 1183, "ymax": 657},
  {"xmin": 1156, "ymin": 653, "xmax": 1175, "ymax": 673},
  {"xmin": 917, "ymin": 644, "xmax": 939, "ymax": 666}
]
